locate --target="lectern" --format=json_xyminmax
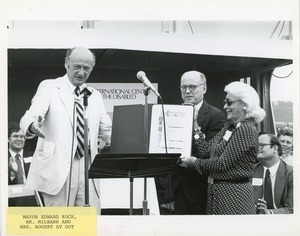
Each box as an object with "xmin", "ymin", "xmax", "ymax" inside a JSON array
[
  {"xmin": 91, "ymin": 104, "xmax": 181, "ymax": 215},
  {"xmin": 89, "ymin": 153, "xmax": 180, "ymax": 215}
]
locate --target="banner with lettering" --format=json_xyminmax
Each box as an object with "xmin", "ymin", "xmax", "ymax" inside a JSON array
[{"xmin": 87, "ymin": 83, "xmax": 158, "ymax": 117}]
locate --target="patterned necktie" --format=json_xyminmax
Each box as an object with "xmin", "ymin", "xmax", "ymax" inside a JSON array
[
  {"xmin": 193, "ymin": 105, "xmax": 198, "ymax": 130},
  {"xmin": 264, "ymin": 169, "xmax": 274, "ymax": 209},
  {"xmin": 74, "ymin": 87, "xmax": 85, "ymax": 158},
  {"xmin": 15, "ymin": 154, "xmax": 24, "ymax": 184}
]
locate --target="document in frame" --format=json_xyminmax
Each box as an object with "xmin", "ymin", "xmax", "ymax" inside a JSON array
[{"xmin": 149, "ymin": 104, "xmax": 193, "ymax": 156}]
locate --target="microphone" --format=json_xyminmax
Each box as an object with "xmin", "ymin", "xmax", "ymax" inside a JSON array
[
  {"xmin": 80, "ymin": 84, "xmax": 93, "ymax": 97},
  {"xmin": 75, "ymin": 84, "xmax": 94, "ymax": 106},
  {"xmin": 136, "ymin": 71, "xmax": 160, "ymax": 97}
]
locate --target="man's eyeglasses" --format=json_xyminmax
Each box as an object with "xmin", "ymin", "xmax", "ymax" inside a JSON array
[
  {"xmin": 179, "ymin": 84, "xmax": 205, "ymax": 92},
  {"xmin": 258, "ymin": 143, "xmax": 272, "ymax": 149},
  {"xmin": 223, "ymin": 99, "xmax": 240, "ymax": 106}
]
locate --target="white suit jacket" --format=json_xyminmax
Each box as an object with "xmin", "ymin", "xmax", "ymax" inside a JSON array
[{"xmin": 20, "ymin": 75, "xmax": 112, "ymax": 195}]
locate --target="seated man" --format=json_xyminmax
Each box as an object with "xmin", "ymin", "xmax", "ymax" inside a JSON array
[
  {"xmin": 8, "ymin": 122, "xmax": 38, "ymax": 206},
  {"xmin": 253, "ymin": 133, "xmax": 293, "ymax": 214}
]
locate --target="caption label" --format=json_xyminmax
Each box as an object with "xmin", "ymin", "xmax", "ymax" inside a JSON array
[{"xmin": 7, "ymin": 207, "xmax": 96, "ymax": 236}]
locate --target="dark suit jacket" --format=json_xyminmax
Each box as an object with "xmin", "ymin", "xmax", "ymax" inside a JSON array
[
  {"xmin": 172, "ymin": 100, "xmax": 225, "ymax": 203},
  {"xmin": 8, "ymin": 149, "xmax": 37, "ymax": 206},
  {"xmin": 8, "ymin": 150, "xmax": 33, "ymax": 185},
  {"xmin": 253, "ymin": 160, "xmax": 293, "ymax": 214}
]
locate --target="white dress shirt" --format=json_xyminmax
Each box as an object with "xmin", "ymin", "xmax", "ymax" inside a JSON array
[
  {"xmin": 193, "ymin": 101, "xmax": 203, "ymax": 130},
  {"xmin": 193, "ymin": 101, "xmax": 203, "ymax": 117}
]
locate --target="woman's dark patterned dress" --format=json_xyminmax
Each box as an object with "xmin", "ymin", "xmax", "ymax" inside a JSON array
[{"xmin": 194, "ymin": 118, "xmax": 258, "ymax": 215}]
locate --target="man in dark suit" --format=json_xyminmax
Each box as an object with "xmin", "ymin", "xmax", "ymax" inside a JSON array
[
  {"xmin": 253, "ymin": 133, "xmax": 293, "ymax": 214},
  {"xmin": 172, "ymin": 70, "xmax": 225, "ymax": 214},
  {"xmin": 8, "ymin": 122, "xmax": 37, "ymax": 206}
]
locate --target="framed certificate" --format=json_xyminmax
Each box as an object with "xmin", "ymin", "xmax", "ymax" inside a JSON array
[{"xmin": 149, "ymin": 104, "xmax": 193, "ymax": 156}]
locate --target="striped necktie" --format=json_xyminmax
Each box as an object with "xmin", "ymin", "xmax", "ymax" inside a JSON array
[
  {"xmin": 15, "ymin": 154, "xmax": 24, "ymax": 184},
  {"xmin": 74, "ymin": 87, "xmax": 85, "ymax": 158}
]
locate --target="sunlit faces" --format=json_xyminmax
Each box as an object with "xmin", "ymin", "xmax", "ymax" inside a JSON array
[
  {"xmin": 9, "ymin": 130, "xmax": 26, "ymax": 153},
  {"xmin": 65, "ymin": 48, "xmax": 95, "ymax": 87},
  {"xmin": 180, "ymin": 72, "xmax": 206, "ymax": 105},
  {"xmin": 223, "ymin": 93, "xmax": 246, "ymax": 123},
  {"xmin": 257, "ymin": 134, "xmax": 274, "ymax": 161},
  {"xmin": 278, "ymin": 135, "xmax": 293, "ymax": 156}
]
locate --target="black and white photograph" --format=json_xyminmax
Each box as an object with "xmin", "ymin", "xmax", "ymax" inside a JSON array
[{"xmin": 1, "ymin": 1, "xmax": 299, "ymax": 235}]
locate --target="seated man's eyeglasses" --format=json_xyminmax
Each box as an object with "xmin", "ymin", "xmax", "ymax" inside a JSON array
[
  {"xmin": 179, "ymin": 84, "xmax": 205, "ymax": 92},
  {"xmin": 258, "ymin": 143, "xmax": 272, "ymax": 149}
]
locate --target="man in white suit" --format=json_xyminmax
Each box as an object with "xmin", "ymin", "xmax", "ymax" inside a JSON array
[{"xmin": 20, "ymin": 47, "xmax": 112, "ymax": 213}]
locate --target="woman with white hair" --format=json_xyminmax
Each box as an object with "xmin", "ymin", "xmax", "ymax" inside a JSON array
[{"xmin": 180, "ymin": 81, "xmax": 266, "ymax": 214}]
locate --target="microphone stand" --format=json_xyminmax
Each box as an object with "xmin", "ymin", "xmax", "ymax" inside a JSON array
[
  {"xmin": 142, "ymin": 87, "xmax": 151, "ymax": 215},
  {"xmin": 83, "ymin": 91, "xmax": 90, "ymax": 207}
]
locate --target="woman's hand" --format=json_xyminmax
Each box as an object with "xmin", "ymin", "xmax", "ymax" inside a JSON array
[{"xmin": 178, "ymin": 155, "xmax": 197, "ymax": 168}]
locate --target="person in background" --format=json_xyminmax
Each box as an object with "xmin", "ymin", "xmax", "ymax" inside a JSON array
[
  {"xmin": 277, "ymin": 127, "xmax": 293, "ymax": 166},
  {"xmin": 180, "ymin": 81, "xmax": 266, "ymax": 214},
  {"xmin": 254, "ymin": 133, "xmax": 293, "ymax": 214},
  {"xmin": 8, "ymin": 122, "xmax": 37, "ymax": 206},
  {"xmin": 20, "ymin": 47, "xmax": 112, "ymax": 213},
  {"xmin": 171, "ymin": 70, "xmax": 225, "ymax": 215}
]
